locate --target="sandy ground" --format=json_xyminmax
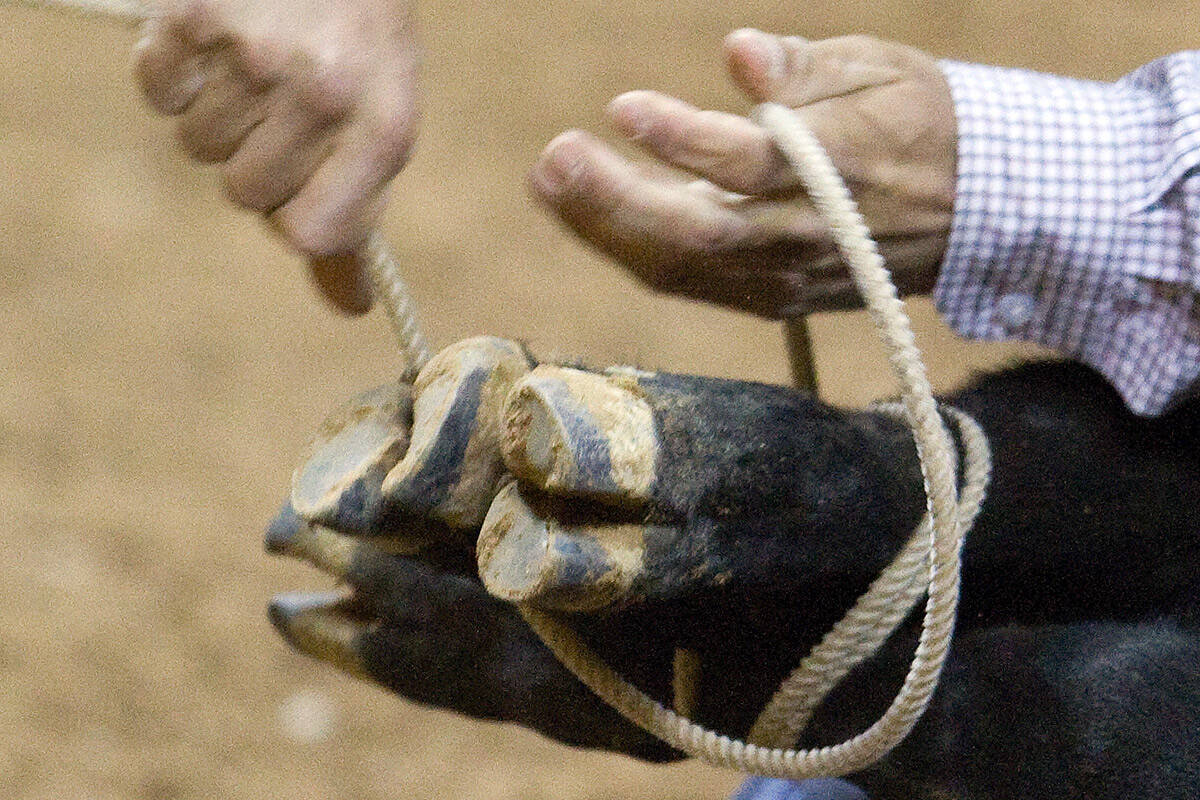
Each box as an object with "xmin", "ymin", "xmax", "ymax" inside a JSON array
[{"xmin": 0, "ymin": 1, "xmax": 1195, "ymax": 798}]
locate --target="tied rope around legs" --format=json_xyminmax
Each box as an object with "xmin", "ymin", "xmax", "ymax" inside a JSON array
[{"xmin": 5, "ymin": 0, "xmax": 991, "ymax": 776}]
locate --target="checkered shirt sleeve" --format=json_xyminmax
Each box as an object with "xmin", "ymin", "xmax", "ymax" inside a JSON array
[{"xmin": 934, "ymin": 54, "xmax": 1200, "ymax": 416}]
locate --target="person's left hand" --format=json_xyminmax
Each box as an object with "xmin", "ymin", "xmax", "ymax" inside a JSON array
[{"xmin": 528, "ymin": 29, "xmax": 957, "ymax": 317}]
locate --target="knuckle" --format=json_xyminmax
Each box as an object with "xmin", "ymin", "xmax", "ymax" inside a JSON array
[
  {"xmin": 683, "ymin": 113, "xmax": 740, "ymax": 172},
  {"xmin": 691, "ymin": 109, "xmax": 725, "ymax": 129},
  {"xmin": 690, "ymin": 223, "xmax": 743, "ymax": 259},
  {"xmin": 639, "ymin": 111, "xmax": 683, "ymax": 157},
  {"xmin": 228, "ymin": 31, "xmax": 287, "ymax": 85},
  {"xmin": 828, "ymin": 33, "xmax": 883, "ymax": 55},
  {"xmin": 292, "ymin": 49, "xmax": 360, "ymax": 120}
]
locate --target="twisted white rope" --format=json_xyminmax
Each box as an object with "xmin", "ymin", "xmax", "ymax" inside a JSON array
[
  {"xmin": 748, "ymin": 404, "xmax": 990, "ymax": 748},
  {"xmin": 363, "ymin": 231, "xmax": 432, "ymax": 378},
  {"xmin": 6, "ymin": 0, "xmax": 143, "ymax": 21},
  {"xmin": 519, "ymin": 102, "xmax": 989, "ymax": 778},
  {"xmin": 520, "ymin": 408, "xmax": 988, "ymax": 777},
  {"xmin": 7, "ymin": 0, "xmax": 990, "ymax": 775}
]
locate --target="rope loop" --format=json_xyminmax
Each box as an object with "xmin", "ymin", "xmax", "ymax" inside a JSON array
[{"xmin": 518, "ymin": 103, "xmax": 992, "ymax": 779}]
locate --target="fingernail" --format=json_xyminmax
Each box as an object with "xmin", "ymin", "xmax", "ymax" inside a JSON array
[
  {"xmin": 607, "ymin": 91, "xmax": 651, "ymax": 139},
  {"xmin": 534, "ymin": 131, "xmax": 587, "ymax": 195}
]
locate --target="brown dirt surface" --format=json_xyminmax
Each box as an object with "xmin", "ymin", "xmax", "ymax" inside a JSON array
[{"xmin": 1, "ymin": 1, "xmax": 1194, "ymax": 797}]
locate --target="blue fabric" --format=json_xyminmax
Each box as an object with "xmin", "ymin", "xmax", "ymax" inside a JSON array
[{"xmin": 729, "ymin": 777, "xmax": 868, "ymax": 800}]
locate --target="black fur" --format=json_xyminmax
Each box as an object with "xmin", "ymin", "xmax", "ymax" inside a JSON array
[{"xmin": 317, "ymin": 360, "xmax": 1200, "ymax": 799}]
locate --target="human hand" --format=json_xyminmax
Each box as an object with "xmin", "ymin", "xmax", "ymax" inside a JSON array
[
  {"xmin": 265, "ymin": 337, "xmax": 933, "ymax": 753},
  {"xmin": 133, "ymin": 0, "xmax": 420, "ymax": 313},
  {"xmin": 529, "ymin": 30, "xmax": 956, "ymax": 317}
]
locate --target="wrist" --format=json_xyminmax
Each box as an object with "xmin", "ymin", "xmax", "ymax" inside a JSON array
[{"xmin": 932, "ymin": 60, "xmax": 1134, "ymax": 343}]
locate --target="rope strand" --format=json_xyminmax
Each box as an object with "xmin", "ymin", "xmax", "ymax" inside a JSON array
[{"xmin": 6, "ymin": 0, "xmax": 144, "ymax": 22}]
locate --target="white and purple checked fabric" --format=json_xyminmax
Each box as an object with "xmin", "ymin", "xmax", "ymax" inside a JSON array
[{"xmin": 934, "ymin": 54, "xmax": 1200, "ymax": 416}]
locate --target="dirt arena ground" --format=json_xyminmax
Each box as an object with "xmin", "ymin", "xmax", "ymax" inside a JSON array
[{"xmin": 1, "ymin": 1, "xmax": 1195, "ymax": 797}]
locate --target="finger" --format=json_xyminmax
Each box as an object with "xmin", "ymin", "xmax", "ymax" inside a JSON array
[
  {"xmin": 269, "ymin": 94, "xmax": 418, "ymax": 259},
  {"xmin": 290, "ymin": 382, "xmax": 419, "ymax": 538},
  {"xmin": 531, "ymin": 135, "xmax": 826, "ymax": 315},
  {"xmin": 219, "ymin": 36, "xmax": 385, "ymax": 214},
  {"xmin": 132, "ymin": 18, "xmax": 206, "ymax": 115},
  {"xmin": 607, "ymin": 90, "xmax": 798, "ymax": 196},
  {"xmin": 306, "ymin": 252, "xmax": 375, "ymax": 316},
  {"xmin": 725, "ymin": 30, "xmax": 903, "ymax": 109},
  {"xmin": 175, "ymin": 56, "xmax": 267, "ymax": 163},
  {"xmin": 501, "ymin": 365, "xmax": 659, "ymax": 505},
  {"xmin": 381, "ymin": 337, "xmax": 532, "ymax": 529},
  {"xmin": 722, "ymin": 28, "xmax": 784, "ymax": 104},
  {"xmin": 219, "ymin": 67, "xmax": 350, "ymax": 213},
  {"xmin": 529, "ymin": 130, "xmax": 764, "ymax": 294}
]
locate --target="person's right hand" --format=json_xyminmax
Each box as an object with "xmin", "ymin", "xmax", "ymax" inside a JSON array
[
  {"xmin": 530, "ymin": 30, "xmax": 957, "ymax": 317},
  {"xmin": 133, "ymin": 0, "xmax": 421, "ymax": 314}
]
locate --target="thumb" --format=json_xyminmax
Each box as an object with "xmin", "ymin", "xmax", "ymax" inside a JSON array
[{"xmin": 309, "ymin": 251, "xmax": 374, "ymax": 315}]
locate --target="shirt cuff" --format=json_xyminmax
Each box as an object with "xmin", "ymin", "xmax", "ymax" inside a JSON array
[{"xmin": 933, "ymin": 56, "xmax": 1200, "ymax": 415}]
